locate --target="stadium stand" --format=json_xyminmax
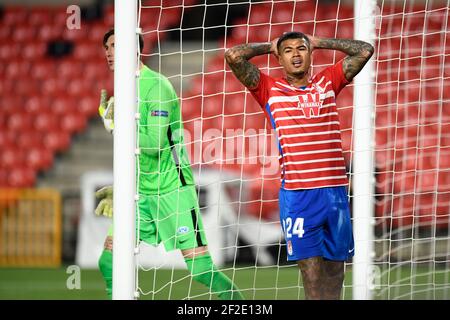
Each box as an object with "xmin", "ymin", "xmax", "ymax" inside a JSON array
[
  {"xmin": 0, "ymin": 1, "xmax": 188, "ymax": 187},
  {"xmin": 0, "ymin": 1, "xmax": 448, "ymax": 229},
  {"xmin": 180, "ymin": 1, "xmax": 449, "ymax": 227}
]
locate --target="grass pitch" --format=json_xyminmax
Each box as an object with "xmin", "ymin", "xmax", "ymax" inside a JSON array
[{"xmin": 0, "ymin": 264, "xmax": 448, "ymax": 300}]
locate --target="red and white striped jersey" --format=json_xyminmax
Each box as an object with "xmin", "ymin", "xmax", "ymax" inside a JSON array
[{"xmin": 249, "ymin": 59, "xmax": 350, "ymax": 190}]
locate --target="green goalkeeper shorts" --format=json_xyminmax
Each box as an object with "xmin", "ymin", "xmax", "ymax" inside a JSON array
[{"xmin": 107, "ymin": 185, "xmax": 208, "ymax": 251}]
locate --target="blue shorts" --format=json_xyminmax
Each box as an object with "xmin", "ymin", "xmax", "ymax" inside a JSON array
[{"xmin": 279, "ymin": 186, "xmax": 354, "ymax": 262}]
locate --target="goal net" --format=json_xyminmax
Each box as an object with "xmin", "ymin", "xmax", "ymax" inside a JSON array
[{"xmin": 131, "ymin": 0, "xmax": 449, "ymax": 300}]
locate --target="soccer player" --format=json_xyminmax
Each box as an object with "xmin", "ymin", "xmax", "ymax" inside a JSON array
[
  {"xmin": 225, "ymin": 32, "xmax": 374, "ymax": 300},
  {"xmin": 96, "ymin": 29, "xmax": 244, "ymax": 300}
]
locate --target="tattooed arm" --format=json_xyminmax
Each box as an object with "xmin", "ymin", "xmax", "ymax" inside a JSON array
[
  {"xmin": 224, "ymin": 40, "xmax": 277, "ymax": 90},
  {"xmin": 309, "ymin": 36, "xmax": 374, "ymax": 82}
]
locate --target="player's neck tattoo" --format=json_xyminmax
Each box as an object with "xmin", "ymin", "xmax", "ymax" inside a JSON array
[{"xmin": 286, "ymin": 73, "xmax": 309, "ymax": 87}]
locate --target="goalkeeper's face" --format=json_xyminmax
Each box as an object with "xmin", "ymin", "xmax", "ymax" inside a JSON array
[
  {"xmin": 277, "ymin": 38, "xmax": 311, "ymax": 78},
  {"xmin": 103, "ymin": 34, "xmax": 115, "ymax": 71}
]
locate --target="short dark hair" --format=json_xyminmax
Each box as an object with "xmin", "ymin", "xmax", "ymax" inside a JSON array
[
  {"xmin": 103, "ymin": 28, "xmax": 145, "ymax": 52},
  {"xmin": 277, "ymin": 31, "xmax": 310, "ymax": 52}
]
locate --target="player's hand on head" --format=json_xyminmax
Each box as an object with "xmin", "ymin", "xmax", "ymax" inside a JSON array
[
  {"xmin": 270, "ymin": 38, "xmax": 279, "ymax": 57},
  {"xmin": 95, "ymin": 185, "xmax": 113, "ymax": 218},
  {"xmin": 98, "ymin": 89, "xmax": 115, "ymax": 134},
  {"xmin": 306, "ymin": 34, "xmax": 317, "ymax": 51}
]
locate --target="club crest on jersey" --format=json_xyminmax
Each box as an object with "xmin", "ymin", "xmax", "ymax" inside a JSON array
[
  {"xmin": 287, "ymin": 240, "xmax": 293, "ymax": 255},
  {"xmin": 297, "ymin": 93, "xmax": 323, "ymax": 119},
  {"xmin": 177, "ymin": 226, "xmax": 190, "ymax": 234}
]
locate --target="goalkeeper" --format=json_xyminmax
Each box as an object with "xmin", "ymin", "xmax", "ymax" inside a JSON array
[{"xmin": 96, "ymin": 29, "xmax": 244, "ymax": 300}]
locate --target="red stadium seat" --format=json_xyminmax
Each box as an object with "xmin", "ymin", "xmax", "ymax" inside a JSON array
[
  {"xmin": 41, "ymin": 77, "xmax": 67, "ymax": 97},
  {"xmin": 103, "ymin": 5, "xmax": 114, "ymax": 26},
  {"xmin": 24, "ymin": 96, "xmax": 51, "ymax": 115},
  {"xmin": 7, "ymin": 166, "xmax": 36, "ymax": 187},
  {"xmin": 243, "ymin": 112, "xmax": 267, "ymax": 131},
  {"xmin": 84, "ymin": 63, "xmax": 109, "ymax": 81},
  {"xmin": 60, "ymin": 113, "xmax": 87, "ymax": 134},
  {"xmin": 16, "ymin": 131, "xmax": 43, "ymax": 150},
  {"xmin": 7, "ymin": 113, "xmax": 33, "ymax": 132},
  {"xmin": 28, "ymin": 7, "xmax": 54, "ymax": 26},
  {"xmin": 390, "ymin": 194, "xmax": 415, "ymax": 228},
  {"xmin": 272, "ymin": 7, "xmax": 294, "ymax": 24},
  {"xmin": 88, "ymin": 22, "xmax": 109, "ymax": 42},
  {"xmin": 78, "ymin": 96, "xmax": 99, "ymax": 117},
  {"xmin": 0, "ymin": 95, "xmax": 23, "ymax": 116},
  {"xmin": 44, "ymin": 130, "xmax": 71, "ymax": 152},
  {"xmin": 0, "ymin": 131, "xmax": 15, "ymax": 149},
  {"xmin": 26, "ymin": 147, "xmax": 54, "ymax": 171},
  {"xmin": 248, "ymin": 3, "xmax": 272, "ymax": 25},
  {"xmin": 424, "ymin": 33, "xmax": 444, "ymax": 56},
  {"xmin": 418, "ymin": 125, "xmax": 439, "ymax": 148},
  {"xmin": 243, "ymin": 177, "xmax": 280, "ymax": 221},
  {"xmin": 37, "ymin": 23, "xmax": 63, "ymax": 42},
  {"xmin": 426, "ymin": 8, "xmax": 447, "ymax": 31},
  {"xmin": 22, "ymin": 41, "xmax": 47, "ymax": 59},
  {"xmin": 67, "ymin": 78, "xmax": 93, "ymax": 97},
  {"xmin": 4, "ymin": 59, "xmax": 32, "ymax": 79},
  {"xmin": 202, "ymin": 95, "xmax": 223, "ymax": 118},
  {"xmin": 223, "ymin": 92, "xmax": 246, "ymax": 116},
  {"xmin": 181, "ymin": 96, "xmax": 202, "ymax": 123},
  {"xmin": 159, "ymin": 7, "xmax": 182, "ymax": 29},
  {"xmin": 53, "ymin": 6, "xmax": 71, "ymax": 27},
  {"xmin": 55, "ymin": 59, "xmax": 84, "ymax": 79},
  {"xmin": 34, "ymin": 113, "xmax": 59, "ymax": 132},
  {"xmin": 0, "ymin": 42, "xmax": 20, "ymax": 60},
  {"xmin": 62, "ymin": 26, "xmax": 89, "ymax": 42},
  {"xmin": 0, "ymin": 78, "xmax": 14, "ymax": 98},
  {"xmin": 223, "ymin": 114, "xmax": 245, "ymax": 131},
  {"xmin": 0, "ymin": 147, "xmax": 25, "ymax": 169},
  {"xmin": 2, "ymin": 7, "xmax": 28, "ymax": 26},
  {"xmin": 50, "ymin": 95, "xmax": 77, "ymax": 115},
  {"xmin": 229, "ymin": 24, "xmax": 250, "ymax": 43},
  {"xmin": 73, "ymin": 40, "xmax": 100, "ymax": 60},
  {"xmin": 0, "ymin": 25, "xmax": 11, "ymax": 41},
  {"xmin": 33, "ymin": 59, "xmax": 56, "ymax": 80},
  {"xmin": 11, "ymin": 25, "xmax": 36, "ymax": 43},
  {"xmin": 438, "ymin": 148, "xmax": 450, "ymax": 170},
  {"xmin": 14, "ymin": 79, "xmax": 39, "ymax": 96}
]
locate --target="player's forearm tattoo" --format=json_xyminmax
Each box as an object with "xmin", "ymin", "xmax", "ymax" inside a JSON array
[
  {"xmin": 225, "ymin": 43, "xmax": 272, "ymax": 89},
  {"xmin": 315, "ymin": 38, "xmax": 374, "ymax": 81}
]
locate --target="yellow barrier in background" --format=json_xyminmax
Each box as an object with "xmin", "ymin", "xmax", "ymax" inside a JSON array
[{"xmin": 0, "ymin": 189, "xmax": 61, "ymax": 267}]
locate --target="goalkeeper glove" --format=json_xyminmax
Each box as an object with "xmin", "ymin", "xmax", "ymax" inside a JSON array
[
  {"xmin": 95, "ymin": 185, "xmax": 113, "ymax": 218},
  {"xmin": 98, "ymin": 89, "xmax": 114, "ymax": 134}
]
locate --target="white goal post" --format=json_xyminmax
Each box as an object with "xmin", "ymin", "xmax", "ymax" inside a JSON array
[
  {"xmin": 352, "ymin": 0, "xmax": 376, "ymax": 300},
  {"xmin": 113, "ymin": 0, "xmax": 138, "ymax": 300},
  {"xmin": 111, "ymin": 0, "xmax": 449, "ymax": 300}
]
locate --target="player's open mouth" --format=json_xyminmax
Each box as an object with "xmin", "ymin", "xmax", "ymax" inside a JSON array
[{"xmin": 292, "ymin": 60, "xmax": 303, "ymax": 67}]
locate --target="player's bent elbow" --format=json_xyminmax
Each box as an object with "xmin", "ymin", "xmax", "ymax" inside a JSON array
[{"xmin": 363, "ymin": 43, "xmax": 375, "ymax": 60}]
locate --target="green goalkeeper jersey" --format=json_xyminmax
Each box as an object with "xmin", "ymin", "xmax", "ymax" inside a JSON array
[{"xmin": 138, "ymin": 65, "xmax": 195, "ymax": 195}]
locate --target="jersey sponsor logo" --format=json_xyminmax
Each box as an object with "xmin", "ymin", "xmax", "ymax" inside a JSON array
[
  {"xmin": 151, "ymin": 110, "xmax": 169, "ymax": 117},
  {"xmin": 177, "ymin": 226, "xmax": 190, "ymax": 234},
  {"xmin": 287, "ymin": 240, "xmax": 293, "ymax": 255},
  {"xmin": 297, "ymin": 93, "xmax": 323, "ymax": 119}
]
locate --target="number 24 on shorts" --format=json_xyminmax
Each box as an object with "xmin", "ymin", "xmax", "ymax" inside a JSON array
[{"xmin": 282, "ymin": 217, "xmax": 305, "ymax": 238}]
